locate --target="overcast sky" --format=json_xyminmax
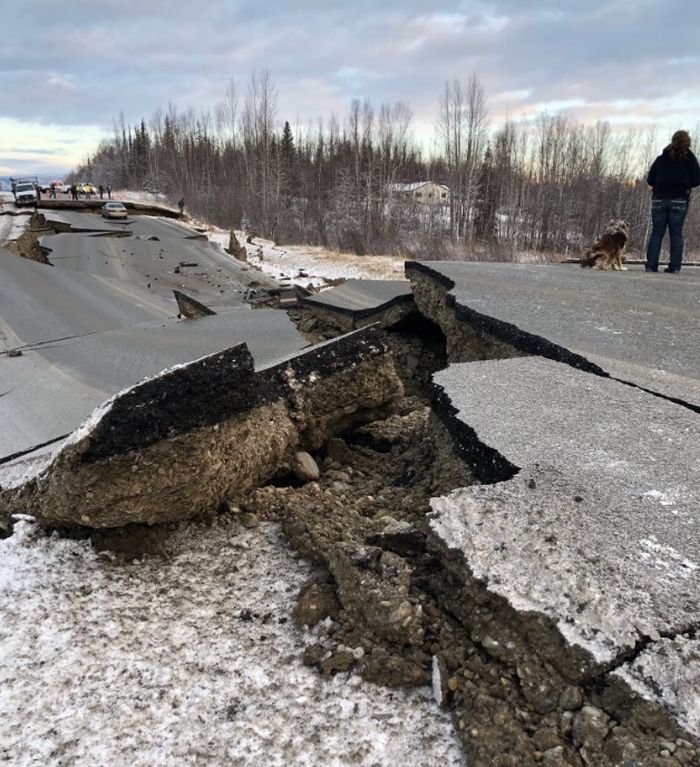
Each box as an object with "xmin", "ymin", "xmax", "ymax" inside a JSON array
[{"xmin": 2, "ymin": 0, "xmax": 699, "ymax": 176}]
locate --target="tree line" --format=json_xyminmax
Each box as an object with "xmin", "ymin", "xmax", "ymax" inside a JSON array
[{"xmin": 72, "ymin": 71, "xmax": 700, "ymax": 259}]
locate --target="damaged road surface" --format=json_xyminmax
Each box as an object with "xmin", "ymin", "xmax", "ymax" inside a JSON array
[
  {"xmin": 1, "ymin": 325, "xmax": 402, "ymax": 528},
  {"xmin": 2, "ymin": 213, "xmax": 699, "ymax": 767},
  {"xmin": 0, "ymin": 207, "xmax": 403, "ymax": 527},
  {"xmin": 428, "ymin": 358, "xmax": 699, "ymax": 765},
  {"xmin": 406, "ymin": 261, "xmax": 700, "ymax": 411}
]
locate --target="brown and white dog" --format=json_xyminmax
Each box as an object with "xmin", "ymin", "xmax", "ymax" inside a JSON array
[{"xmin": 580, "ymin": 219, "xmax": 629, "ymax": 270}]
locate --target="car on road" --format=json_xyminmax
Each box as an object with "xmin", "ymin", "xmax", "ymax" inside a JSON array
[{"xmin": 102, "ymin": 201, "xmax": 128, "ymax": 220}]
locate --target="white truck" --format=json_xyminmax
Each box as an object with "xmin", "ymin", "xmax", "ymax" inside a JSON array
[{"xmin": 11, "ymin": 177, "xmax": 39, "ymax": 207}]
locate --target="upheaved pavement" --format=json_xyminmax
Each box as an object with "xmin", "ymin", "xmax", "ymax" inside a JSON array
[
  {"xmin": 404, "ymin": 259, "xmax": 699, "ymax": 744},
  {"xmin": 406, "ymin": 261, "xmax": 700, "ymax": 410},
  {"xmin": 0, "ymin": 298, "xmax": 308, "ymax": 461},
  {"xmin": 300, "ymin": 279, "xmax": 415, "ymax": 327}
]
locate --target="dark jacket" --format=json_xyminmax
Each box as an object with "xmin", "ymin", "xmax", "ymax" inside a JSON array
[{"xmin": 647, "ymin": 148, "xmax": 700, "ymax": 199}]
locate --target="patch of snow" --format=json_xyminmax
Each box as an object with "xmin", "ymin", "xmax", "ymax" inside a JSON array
[
  {"xmin": 111, "ymin": 189, "xmax": 173, "ymax": 208},
  {"xmin": 638, "ymin": 536, "xmax": 698, "ymax": 579},
  {"xmin": 642, "ymin": 487, "xmax": 689, "ymax": 507},
  {"xmin": 613, "ymin": 635, "xmax": 700, "ymax": 738},
  {"xmin": 431, "ymin": 655, "xmax": 443, "ymax": 706},
  {"xmin": 203, "ymin": 227, "xmax": 406, "ymax": 289},
  {"xmin": 0, "ymin": 519, "xmax": 465, "ymax": 766},
  {"xmin": 0, "ymin": 207, "xmax": 31, "ymax": 246}
]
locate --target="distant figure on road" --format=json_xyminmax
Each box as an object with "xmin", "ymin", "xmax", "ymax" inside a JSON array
[
  {"xmin": 70, "ymin": 184, "xmax": 79, "ymax": 200},
  {"xmin": 99, "ymin": 184, "xmax": 104, "ymax": 199},
  {"xmin": 106, "ymin": 185, "xmax": 112, "ymax": 200},
  {"xmin": 178, "ymin": 198, "xmax": 185, "ymax": 215},
  {"xmin": 645, "ymin": 130, "xmax": 700, "ymax": 274},
  {"xmin": 49, "ymin": 183, "xmax": 57, "ymax": 199}
]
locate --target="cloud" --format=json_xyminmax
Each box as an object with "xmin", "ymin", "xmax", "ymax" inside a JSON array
[
  {"xmin": 1, "ymin": 0, "xmax": 699, "ymax": 173},
  {"xmin": 0, "ymin": 117, "xmax": 106, "ymax": 175}
]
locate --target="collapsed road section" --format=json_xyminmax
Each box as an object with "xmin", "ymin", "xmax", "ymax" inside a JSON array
[
  {"xmin": 286, "ymin": 259, "xmax": 699, "ymax": 764},
  {"xmin": 1, "ymin": 324, "xmax": 402, "ymax": 528},
  {"xmin": 2, "ymin": 211, "xmax": 699, "ymax": 767},
  {"xmin": 406, "ymin": 260, "xmax": 700, "ymax": 411},
  {"xmin": 428, "ymin": 358, "xmax": 699, "ymax": 765}
]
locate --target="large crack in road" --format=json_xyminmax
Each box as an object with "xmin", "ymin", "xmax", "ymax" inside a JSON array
[{"xmin": 1, "ymin": 206, "xmax": 698, "ymax": 765}]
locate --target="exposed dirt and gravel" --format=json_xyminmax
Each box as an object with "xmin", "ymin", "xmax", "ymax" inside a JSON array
[
  {"xmin": 239, "ymin": 399, "xmax": 698, "ymax": 767},
  {"xmin": 3, "ymin": 200, "xmax": 697, "ymax": 765},
  {"xmin": 2, "ymin": 211, "xmax": 53, "ymax": 263}
]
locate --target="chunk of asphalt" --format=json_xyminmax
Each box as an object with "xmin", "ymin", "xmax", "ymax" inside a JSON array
[
  {"xmin": 173, "ymin": 289, "xmax": 216, "ymax": 319},
  {"xmin": 406, "ymin": 260, "xmax": 700, "ymax": 410},
  {"xmin": 300, "ymin": 279, "xmax": 416, "ymax": 330},
  {"xmin": 429, "ymin": 356, "xmax": 699, "ymax": 741},
  {"xmin": 0, "ymin": 324, "xmax": 402, "ymax": 528}
]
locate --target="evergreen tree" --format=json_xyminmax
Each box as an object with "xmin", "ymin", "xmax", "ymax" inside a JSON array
[
  {"xmin": 474, "ymin": 145, "xmax": 497, "ymax": 241},
  {"xmin": 280, "ymin": 121, "xmax": 296, "ymax": 194}
]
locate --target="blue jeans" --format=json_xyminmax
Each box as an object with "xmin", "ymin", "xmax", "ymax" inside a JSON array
[{"xmin": 646, "ymin": 198, "xmax": 688, "ymax": 271}]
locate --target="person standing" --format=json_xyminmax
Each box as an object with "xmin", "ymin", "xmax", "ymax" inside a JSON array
[
  {"xmin": 99, "ymin": 184, "xmax": 104, "ymax": 199},
  {"xmin": 106, "ymin": 185, "xmax": 112, "ymax": 200},
  {"xmin": 645, "ymin": 130, "xmax": 700, "ymax": 273},
  {"xmin": 178, "ymin": 198, "xmax": 185, "ymax": 215}
]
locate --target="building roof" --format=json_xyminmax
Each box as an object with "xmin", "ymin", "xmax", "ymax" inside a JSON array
[{"xmin": 387, "ymin": 181, "xmax": 450, "ymax": 193}]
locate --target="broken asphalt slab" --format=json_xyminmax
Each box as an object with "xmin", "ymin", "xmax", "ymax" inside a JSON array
[
  {"xmin": 406, "ymin": 261, "xmax": 700, "ymax": 410},
  {"xmin": 0, "ymin": 306, "xmax": 309, "ymax": 460},
  {"xmin": 0, "ymin": 324, "xmax": 402, "ymax": 528},
  {"xmin": 429, "ymin": 356, "xmax": 699, "ymax": 738},
  {"xmin": 38, "ymin": 231, "xmax": 263, "ymax": 304},
  {"xmin": 300, "ymin": 279, "xmax": 415, "ymax": 329}
]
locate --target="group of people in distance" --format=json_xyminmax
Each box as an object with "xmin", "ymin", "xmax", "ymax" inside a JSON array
[{"xmin": 62, "ymin": 183, "xmax": 111, "ymax": 200}]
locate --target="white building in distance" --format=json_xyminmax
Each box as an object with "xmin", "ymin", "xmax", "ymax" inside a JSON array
[{"xmin": 387, "ymin": 181, "xmax": 450, "ymax": 204}]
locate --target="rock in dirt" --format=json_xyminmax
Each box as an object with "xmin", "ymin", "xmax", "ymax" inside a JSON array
[
  {"xmin": 292, "ymin": 451, "xmax": 320, "ymax": 482},
  {"xmin": 293, "ymin": 580, "xmax": 340, "ymax": 629},
  {"xmin": 239, "ymin": 512, "xmax": 259, "ymax": 529}
]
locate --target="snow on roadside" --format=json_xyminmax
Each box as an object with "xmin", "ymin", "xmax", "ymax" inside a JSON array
[
  {"xmin": 111, "ymin": 189, "xmax": 175, "ymax": 209},
  {"xmin": 0, "ymin": 194, "xmax": 31, "ymax": 246},
  {"xmin": 0, "ymin": 519, "xmax": 465, "ymax": 767},
  {"xmin": 101, "ymin": 193, "xmax": 406, "ymax": 287},
  {"xmin": 206, "ymin": 227, "xmax": 406, "ymax": 289}
]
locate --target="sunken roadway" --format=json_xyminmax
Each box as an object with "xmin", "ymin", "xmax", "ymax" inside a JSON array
[{"xmin": 0, "ymin": 204, "xmax": 303, "ymax": 466}]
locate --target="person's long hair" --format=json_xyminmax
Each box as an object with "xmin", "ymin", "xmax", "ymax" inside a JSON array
[{"xmin": 667, "ymin": 130, "xmax": 691, "ymax": 161}]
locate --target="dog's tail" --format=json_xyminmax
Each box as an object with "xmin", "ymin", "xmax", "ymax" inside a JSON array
[{"xmin": 580, "ymin": 250, "xmax": 601, "ymax": 268}]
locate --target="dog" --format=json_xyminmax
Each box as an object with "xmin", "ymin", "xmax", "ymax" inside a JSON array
[{"xmin": 580, "ymin": 219, "xmax": 629, "ymax": 270}]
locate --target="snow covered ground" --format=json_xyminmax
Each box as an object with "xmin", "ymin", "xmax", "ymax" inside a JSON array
[
  {"xmin": 111, "ymin": 189, "xmax": 175, "ymax": 209},
  {"xmin": 206, "ymin": 228, "xmax": 406, "ymax": 289},
  {"xmin": 0, "ymin": 193, "xmax": 30, "ymax": 246},
  {"xmin": 0, "ymin": 519, "xmax": 465, "ymax": 767}
]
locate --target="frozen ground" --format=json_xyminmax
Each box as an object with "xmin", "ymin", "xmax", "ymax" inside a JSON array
[{"xmin": 0, "ymin": 519, "xmax": 464, "ymax": 767}]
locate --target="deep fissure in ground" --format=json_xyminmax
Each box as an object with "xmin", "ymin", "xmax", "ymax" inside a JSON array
[
  {"xmin": 267, "ymin": 301, "xmax": 697, "ymax": 766},
  {"xmin": 27, "ymin": 266, "xmax": 697, "ymax": 765}
]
